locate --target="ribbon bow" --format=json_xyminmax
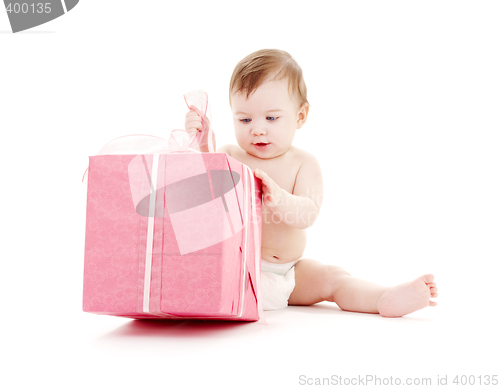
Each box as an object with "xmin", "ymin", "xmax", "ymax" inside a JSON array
[
  {"xmin": 168, "ymin": 129, "xmax": 197, "ymax": 153},
  {"xmin": 82, "ymin": 90, "xmax": 214, "ymax": 181}
]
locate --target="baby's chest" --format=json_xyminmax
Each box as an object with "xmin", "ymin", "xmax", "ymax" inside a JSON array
[
  {"xmin": 242, "ymin": 160, "xmax": 300, "ymax": 193},
  {"xmin": 263, "ymin": 166, "xmax": 299, "ymax": 193}
]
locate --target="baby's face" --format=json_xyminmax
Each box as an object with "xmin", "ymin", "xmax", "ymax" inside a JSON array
[{"xmin": 230, "ymin": 78, "xmax": 307, "ymax": 160}]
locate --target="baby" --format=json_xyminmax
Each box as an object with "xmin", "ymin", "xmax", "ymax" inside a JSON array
[{"xmin": 185, "ymin": 49, "xmax": 438, "ymax": 317}]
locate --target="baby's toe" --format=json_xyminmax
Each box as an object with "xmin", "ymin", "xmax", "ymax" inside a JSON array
[
  {"xmin": 421, "ymin": 274, "xmax": 434, "ymax": 284},
  {"xmin": 429, "ymin": 284, "xmax": 438, "ymax": 298}
]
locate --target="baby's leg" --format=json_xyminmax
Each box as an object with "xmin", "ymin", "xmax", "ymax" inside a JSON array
[
  {"xmin": 288, "ymin": 259, "xmax": 384, "ymax": 313},
  {"xmin": 288, "ymin": 259, "xmax": 438, "ymax": 317}
]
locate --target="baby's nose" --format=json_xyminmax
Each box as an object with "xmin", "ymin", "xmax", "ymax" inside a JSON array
[{"xmin": 251, "ymin": 126, "xmax": 267, "ymax": 136}]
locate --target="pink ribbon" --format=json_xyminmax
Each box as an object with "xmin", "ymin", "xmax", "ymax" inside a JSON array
[
  {"xmin": 82, "ymin": 91, "xmax": 215, "ymax": 181},
  {"xmin": 167, "ymin": 129, "xmax": 196, "ymax": 153}
]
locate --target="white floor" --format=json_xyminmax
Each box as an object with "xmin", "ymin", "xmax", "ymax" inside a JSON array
[
  {"xmin": 3, "ymin": 289, "xmax": 498, "ymax": 388},
  {"xmin": 2, "ymin": 2, "xmax": 499, "ymax": 388}
]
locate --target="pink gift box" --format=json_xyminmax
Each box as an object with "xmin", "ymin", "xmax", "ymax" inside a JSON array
[{"xmin": 83, "ymin": 151, "xmax": 262, "ymax": 321}]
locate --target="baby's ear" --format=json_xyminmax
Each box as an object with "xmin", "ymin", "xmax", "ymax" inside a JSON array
[{"xmin": 296, "ymin": 103, "xmax": 309, "ymax": 129}]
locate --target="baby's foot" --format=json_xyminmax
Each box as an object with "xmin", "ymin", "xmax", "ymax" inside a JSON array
[{"xmin": 376, "ymin": 274, "xmax": 438, "ymax": 318}]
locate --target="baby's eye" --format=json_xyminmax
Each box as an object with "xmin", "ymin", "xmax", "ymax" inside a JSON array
[
  {"xmin": 240, "ymin": 118, "xmax": 251, "ymax": 123},
  {"xmin": 266, "ymin": 116, "xmax": 278, "ymax": 121}
]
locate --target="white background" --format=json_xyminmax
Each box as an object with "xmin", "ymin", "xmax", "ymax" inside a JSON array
[{"xmin": 1, "ymin": 1, "xmax": 499, "ymax": 388}]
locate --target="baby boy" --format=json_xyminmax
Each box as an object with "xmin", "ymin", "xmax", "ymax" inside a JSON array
[{"xmin": 186, "ymin": 49, "xmax": 438, "ymax": 317}]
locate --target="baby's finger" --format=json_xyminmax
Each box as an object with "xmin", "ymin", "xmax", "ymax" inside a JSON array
[
  {"xmin": 254, "ymin": 169, "xmax": 271, "ymax": 184},
  {"xmin": 185, "ymin": 116, "xmax": 203, "ymax": 132},
  {"xmin": 186, "ymin": 110, "xmax": 199, "ymax": 117},
  {"xmin": 185, "ymin": 111, "xmax": 202, "ymax": 122},
  {"xmin": 263, "ymin": 193, "xmax": 275, "ymax": 206},
  {"xmin": 186, "ymin": 118, "xmax": 202, "ymax": 129},
  {"xmin": 262, "ymin": 177, "xmax": 276, "ymax": 193},
  {"xmin": 186, "ymin": 108, "xmax": 210, "ymax": 130}
]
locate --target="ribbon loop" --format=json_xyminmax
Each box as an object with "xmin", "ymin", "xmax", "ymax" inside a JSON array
[
  {"xmin": 87, "ymin": 90, "xmax": 214, "ymax": 158},
  {"xmin": 168, "ymin": 129, "xmax": 196, "ymax": 153}
]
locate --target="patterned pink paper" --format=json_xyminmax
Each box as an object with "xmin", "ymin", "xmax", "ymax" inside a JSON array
[{"xmin": 83, "ymin": 152, "xmax": 262, "ymax": 320}]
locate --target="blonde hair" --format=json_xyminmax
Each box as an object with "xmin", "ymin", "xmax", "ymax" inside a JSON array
[{"xmin": 229, "ymin": 49, "xmax": 308, "ymax": 107}]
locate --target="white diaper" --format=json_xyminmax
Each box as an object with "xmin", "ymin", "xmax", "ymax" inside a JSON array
[{"xmin": 260, "ymin": 259, "xmax": 299, "ymax": 311}]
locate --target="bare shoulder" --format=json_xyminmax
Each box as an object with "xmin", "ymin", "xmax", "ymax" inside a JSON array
[
  {"xmin": 289, "ymin": 146, "xmax": 323, "ymax": 185},
  {"xmin": 216, "ymin": 144, "xmax": 238, "ymax": 156},
  {"xmin": 288, "ymin": 146, "xmax": 321, "ymax": 169}
]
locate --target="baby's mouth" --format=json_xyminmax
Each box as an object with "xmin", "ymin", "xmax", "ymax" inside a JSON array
[{"xmin": 252, "ymin": 142, "xmax": 270, "ymax": 151}]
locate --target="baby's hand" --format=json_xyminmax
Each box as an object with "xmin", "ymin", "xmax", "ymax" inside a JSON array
[
  {"xmin": 184, "ymin": 110, "xmax": 203, "ymax": 136},
  {"xmin": 254, "ymin": 169, "xmax": 283, "ymax": 207},
  {"xmin": 184, "ymin": 109, "xmax": 213, "ymax": 152}
]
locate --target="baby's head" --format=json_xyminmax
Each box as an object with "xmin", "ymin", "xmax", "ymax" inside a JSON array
[
  {"xmin": 229, "ymin": 49, "xmax": 309, "ymax": 159},
  {"xmin": 229, "ymin": 48, "xmax": 309, "ymax": 109}
]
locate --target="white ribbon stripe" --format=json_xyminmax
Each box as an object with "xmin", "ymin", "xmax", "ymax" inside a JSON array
[{"xmin": 142, "ymin": 153, "xmax": 160, "ymax": 313}]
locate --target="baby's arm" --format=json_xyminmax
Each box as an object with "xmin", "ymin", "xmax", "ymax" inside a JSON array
[{"xmin": 254, "ymin": 154, "xmax": 323, "ymax": 229}]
